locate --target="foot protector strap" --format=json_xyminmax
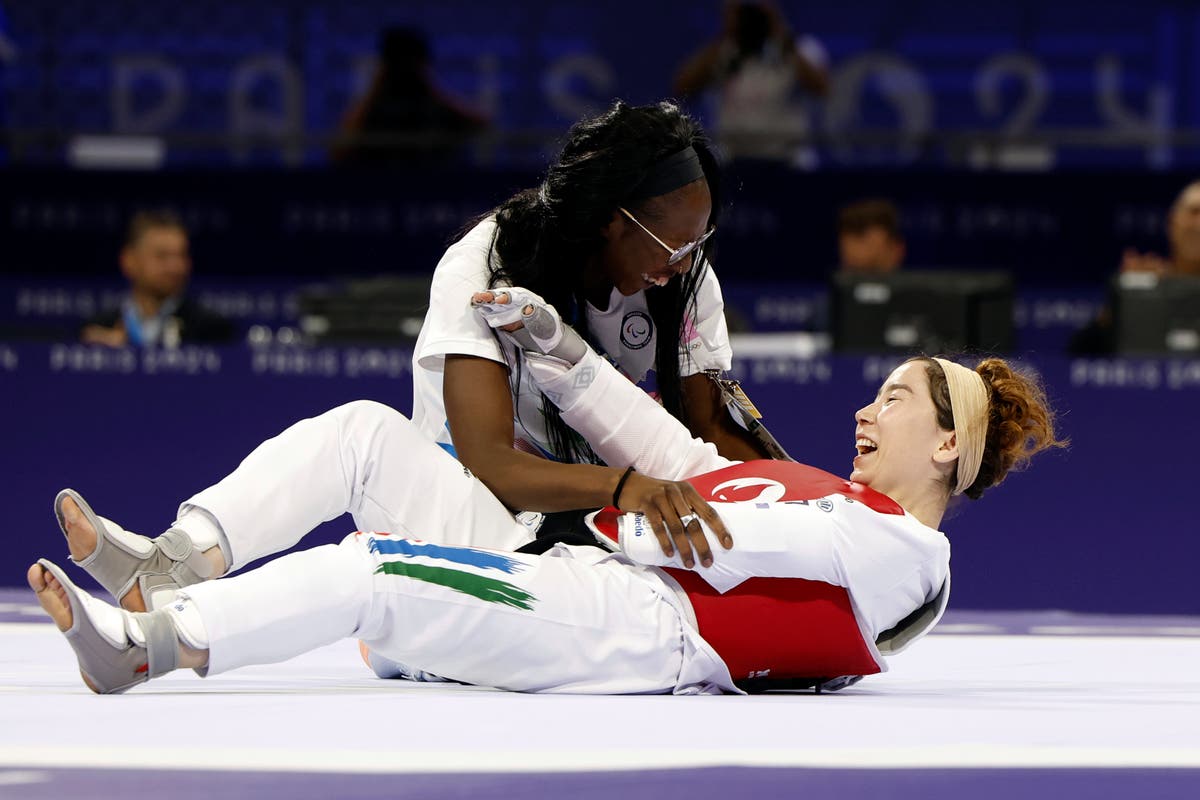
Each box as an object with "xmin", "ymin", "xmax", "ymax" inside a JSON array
[
  {"xmin": 131, "ymin": 609, "xmax": 180, "ymax": 679},
  {"xmin": 38, "ymin": 559, "xmax": 179, "ymax": 694}
]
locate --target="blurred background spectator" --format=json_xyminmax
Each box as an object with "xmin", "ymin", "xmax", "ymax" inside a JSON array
[
  {"xmin": 1117, "ymin": 180, "xmax": 1200, "ymax": 278},
  {"xmin": 1069, "ymin": 180, "xmax": 1200, "ymax": 354},
  {"xmin": 836, "ymin": 198, "xmax": 906, "ymax": 274},
  {"xmin": 80, "ymin": 210, "xmax": 234, "ymax": 348},
  {"xmin": 332, "ymin": 26, "xmax": 489, "ymax": 166},
  {"xmin": 674, "ymin": 0, "xmax": 828, "ymax": 164}
]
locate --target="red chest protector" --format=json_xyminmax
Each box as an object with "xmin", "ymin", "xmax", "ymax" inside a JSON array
[{"xmin": 666, "ymin": 460, "xmax": 903, "ymax": 686}]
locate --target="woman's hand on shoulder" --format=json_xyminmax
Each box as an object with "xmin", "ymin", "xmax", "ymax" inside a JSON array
[{"xmin": 615, "ymin": 472, "xmax": 733, "ymax": 569}]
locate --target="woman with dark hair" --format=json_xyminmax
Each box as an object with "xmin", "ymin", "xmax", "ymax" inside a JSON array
[
  {"xmin": 24, "ymin": 103, "xmax": 755, "ymax": 622},
  {"xmin": 411, "ymin": 99, "xmax": 768, "ymax": 542}
]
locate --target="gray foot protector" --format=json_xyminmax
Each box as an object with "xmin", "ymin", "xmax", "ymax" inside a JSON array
[
  {"xmin": 36, "ymin": 559, "xmax": 180, "ymax": 694},
  {"xmin": 54, "ymin": 489, "xmax": 213, "ymax": 611}
]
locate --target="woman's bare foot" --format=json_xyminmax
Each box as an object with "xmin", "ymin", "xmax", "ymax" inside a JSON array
[
  {"xmin": 58, "ymin": 496, "xmax": 148, "ymax": 612},
  {"xmin": 58, "ymin": 495, "xmax": 96, "ymax": 563},
  {"xmin": 27, "ymin": 562, "xmax": 73, "ymax": 632},
  {"xmin": 28, "ymin": 562, "xmax": 107, "ymax": 692}
]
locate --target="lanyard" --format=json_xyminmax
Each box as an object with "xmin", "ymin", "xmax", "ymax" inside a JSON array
[{"xmin": 121, "ymin": 301, "xmax": 146, "ymax": 346}]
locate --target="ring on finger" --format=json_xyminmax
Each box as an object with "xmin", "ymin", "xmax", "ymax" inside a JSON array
[{"xmin": 679, "ymin": 513, "xmax": 698, "ymax": 528}]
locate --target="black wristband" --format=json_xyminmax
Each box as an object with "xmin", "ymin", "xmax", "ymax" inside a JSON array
[{"xmin": 612, "ymin": 466, "xmax": 636, "ymax": 509}]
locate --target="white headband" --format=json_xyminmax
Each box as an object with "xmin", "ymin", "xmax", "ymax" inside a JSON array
[{"xmin": 932, "ymin": 358, "xmax": 990, "ymax": 495}]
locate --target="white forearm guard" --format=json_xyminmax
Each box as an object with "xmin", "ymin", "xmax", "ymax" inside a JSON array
[{"xmin": 525, "ymin": 349, "xmax": 731, "ymax": 479}]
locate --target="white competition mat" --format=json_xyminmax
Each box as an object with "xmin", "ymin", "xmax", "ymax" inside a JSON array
[{"xmin": 2, "ymin": 608, "xmax": 1198, "ymax": 777}]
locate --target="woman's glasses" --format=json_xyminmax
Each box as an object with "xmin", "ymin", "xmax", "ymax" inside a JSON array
[{"xmin": 619, "ymin": 207, "xmax": 716, "ymax": 267}]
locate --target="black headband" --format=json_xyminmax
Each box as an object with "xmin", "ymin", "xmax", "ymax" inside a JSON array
[{"xmin": 627, "ymin": 146, "xmax": 705, "ymax": 202}]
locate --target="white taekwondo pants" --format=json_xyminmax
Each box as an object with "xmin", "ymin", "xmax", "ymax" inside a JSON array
[
  {"xmin": 182, "ymin": 400, "xmax": 534, "ymax": 571},
  {"xmin": 175, "ymin": 400, "xmax": 733, "ymax": 693}
]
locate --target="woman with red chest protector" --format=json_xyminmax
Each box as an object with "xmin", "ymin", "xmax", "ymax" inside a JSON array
[{"xmin": 28, "ymin": 297, "xmax": 1062, "ymax": 695}]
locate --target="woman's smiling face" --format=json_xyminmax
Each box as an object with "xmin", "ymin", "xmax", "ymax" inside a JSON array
[
  {"xmin": 851, "ymin": 360, "xmax": 957, "ymax": 501},
  {"xmin": 598, "ymin": 179, "xmax": 712, "ymax": 296}
]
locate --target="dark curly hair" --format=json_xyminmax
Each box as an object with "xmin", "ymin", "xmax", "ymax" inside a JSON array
[{"xmin": 477, "ymin": 100, "xmax": 721, "ymax": 463}]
